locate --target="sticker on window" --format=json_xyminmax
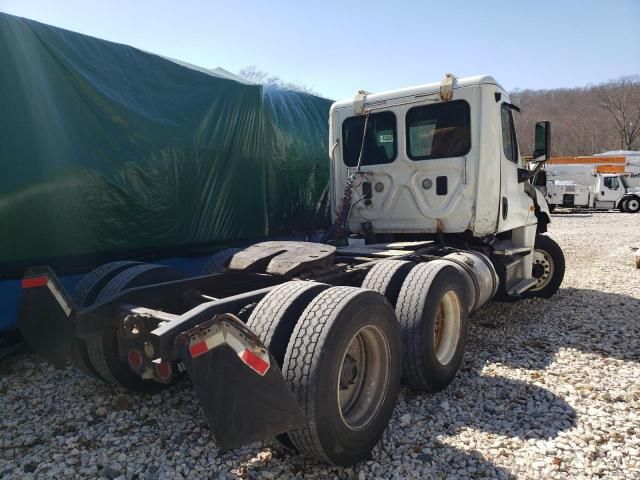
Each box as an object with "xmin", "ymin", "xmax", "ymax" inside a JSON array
[{"xmin": 379, "ymin": 134, "xmax": 394, "ymax": 143}]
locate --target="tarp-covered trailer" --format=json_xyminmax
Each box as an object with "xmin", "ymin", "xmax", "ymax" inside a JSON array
[{"xmin": 0, "ymin": 13, "xmax": 332, "ymax": 331}]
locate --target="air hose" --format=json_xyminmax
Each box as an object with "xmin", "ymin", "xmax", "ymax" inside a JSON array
[{"xmin": 333, "ymin": 111, "xmax": 370, "ymax": 240}]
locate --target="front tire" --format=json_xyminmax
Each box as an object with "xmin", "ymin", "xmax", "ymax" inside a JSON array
[
  {"xmin": 524, "ymin": 234, "xmax": 565, "ymax": 299},
  {"xmin": 282, "ymin": 287, "xmax": 401, "ymax": 466},
  {"xmin": 623, "ymin": 196, "xmax": 640, "ymax": 213}
]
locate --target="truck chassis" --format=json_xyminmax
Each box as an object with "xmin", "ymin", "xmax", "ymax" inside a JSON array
[{"xmin": 19, "ymin": 236, "xmax": 563, "ymax": 466}]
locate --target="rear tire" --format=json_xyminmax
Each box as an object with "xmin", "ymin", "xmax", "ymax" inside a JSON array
[
  {"xmin": 524, "ymin": 234, "xmax": 565, "ymax": 299},
  {"xmin": 396, "ymin": 262, "xmax": 469, "ymax": 392},
  {"xmin": 71, "ymin": 261, "xmax": 142, "ymax": 379},
  {"xmin": 246, "ymin": 281, "xmax": 330, "ymax": 448},
  {"xmin": 86, "ymin": 264, "xmax": 186, "ymax": 392},
  {"xmin": 282, "ymin": 287, "xmax": 401, "ymax": 466},
  {"xmin": 201, "ymin": 248, "xmax": 242, "ymax": 273},
  {"xmin": 361, "ymin": 260, "xmax": 415, "ymax": 307}
]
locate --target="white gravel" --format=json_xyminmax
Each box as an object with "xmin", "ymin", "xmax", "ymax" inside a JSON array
[{"xmin": 1, "ymin": 211, "xmax": 639, "ymax": 479}]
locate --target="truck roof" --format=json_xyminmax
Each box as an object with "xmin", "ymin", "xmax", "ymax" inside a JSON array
[{"xmin": 331, "ymin": 75, "xmax": 503, "ymax": 110}]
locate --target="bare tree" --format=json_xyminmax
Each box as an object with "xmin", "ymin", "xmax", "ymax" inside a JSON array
[
  {"xmin": 511, "ymin": 77, "xmax": 638, "ymax": 157},
  {"xmin": 238, "ymin": 65, "xmax": 318, "ymax": 95},
  {"xmin": 596, "ymin": 75, "xmax": 640, "ymax": 150}
]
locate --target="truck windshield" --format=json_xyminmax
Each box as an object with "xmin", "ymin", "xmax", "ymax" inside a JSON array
[
  {"xmin": 620, "ymin": 175, "xmax": 629, "ymax": 188},
  {"xmin": 342, "ymin": 111, "xmax": 397, "ymax": 167}
]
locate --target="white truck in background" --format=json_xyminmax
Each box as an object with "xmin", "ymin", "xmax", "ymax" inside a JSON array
[{"xmin": 539, "ymin": 151, "xmax": 640, "ymax": 213}]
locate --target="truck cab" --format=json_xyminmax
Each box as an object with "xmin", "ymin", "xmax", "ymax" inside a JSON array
[
  {"xmin": 329, "ymin": 75, "xmax": 549, "ymax": 238},
  {"xmin": 329, "ymin": 74, "xmax": 553, "ymax": 295},
  {"xmin": 595, "ymin": 173, "xmax": 625, "ymax": 207}
]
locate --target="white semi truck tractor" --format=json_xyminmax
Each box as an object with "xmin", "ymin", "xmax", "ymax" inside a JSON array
[{"xmin": 19, "ymin": 74, "xmax": 565, "ymax": 466}]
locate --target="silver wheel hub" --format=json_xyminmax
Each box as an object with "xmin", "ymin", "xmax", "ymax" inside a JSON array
[
  {"xmin": 530, "ymin": 249, "xmax": 555, "ymax": 291},
  {"xmin": 337, "ymin": 325, "xmax": 390, "ymax": 431},
  {"xmin": 433, "ymin": 290, "xmax": 462, "ymax": 365},
  {"xmin": 627, "ymin": 199, "xmax": 639, "ymax": 211}
]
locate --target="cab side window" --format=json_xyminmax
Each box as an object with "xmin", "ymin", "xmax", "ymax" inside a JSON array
[
  {"xmin": 501, "ymin": 104, "xmax": 518, "ymax": 163},
  {"xmin": 604, "ymin": 176, "xmax": 619, "ymax": 189}
]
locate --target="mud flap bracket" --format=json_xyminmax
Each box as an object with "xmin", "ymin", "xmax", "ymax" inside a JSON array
[{"xmin": 176, "ymin": 314, "xmax": 306, "ymax": 449}]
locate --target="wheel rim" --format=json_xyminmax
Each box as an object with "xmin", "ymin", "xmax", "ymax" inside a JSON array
[
  {"xmin": 337, "ymin": 325, "xmax": 390, "ymax": 431},
  {"xmin": 627, "ymin": 199, "xmax": 639, "ymax": 211},
  {"xmin": 433, "ymin": 290, "xmax": 462, "ymax": 365},
  {"xmin": 530, "ymin": 249, "xmax": 555, "ymax": 291}
]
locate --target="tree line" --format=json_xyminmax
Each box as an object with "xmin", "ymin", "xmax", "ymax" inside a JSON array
[{"xmin": 511, "ymin": 75, "xmax": 640, "ymax": 157}]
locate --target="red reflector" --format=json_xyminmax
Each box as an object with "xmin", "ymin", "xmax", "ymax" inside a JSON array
[
  {"xmin": 128, "ymin": 349, "xmax": 143, "ymax": 370},
  {"xmin": 241, "ymin": 349, "xmax": 270, "ymax": 375},
  {"xmin": 155, "ymin": 361, "xmax": 172, "ymax": 380},
  {"xmin": 22, "ymin": 276, "xmax": 48, "ymax": 289},
  {"xmin": 189, "ymin": 341, "xmax": 208, "ymax": 358}
]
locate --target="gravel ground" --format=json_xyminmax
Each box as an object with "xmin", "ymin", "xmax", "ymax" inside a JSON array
[{"xmin": 1, "ymin": 211, "xmax": 639, "ymax": 479}]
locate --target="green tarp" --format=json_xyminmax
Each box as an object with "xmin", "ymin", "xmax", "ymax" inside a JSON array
[{"xmin": 0, "ymin": 13, "xmax": 331, "ymax": 271}]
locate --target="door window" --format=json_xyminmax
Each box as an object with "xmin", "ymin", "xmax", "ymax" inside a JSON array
[
  {"xmin": 406, "ymin": 100, "xmax": 471, "ymax": 160},
  {"xmin": 604, "ymin": 176, "xmax": 620, "ymax": 189},
  {"xmin": 342, "ymin": 112, "xmax": 397, "ymax": 167},
  {"xmin": 501, "ymin": 104, "xmax": 518, "ymax": 163}
]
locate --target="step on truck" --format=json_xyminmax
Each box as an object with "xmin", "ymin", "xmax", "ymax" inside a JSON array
[{"xmin": 19, "ymin": 74, "xmax": 565, "ymax": 466}]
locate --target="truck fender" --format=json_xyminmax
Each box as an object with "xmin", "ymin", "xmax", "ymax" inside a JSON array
[{"xmin": 533, "ymin": 188, "xmax": 551, "ymax": 233}]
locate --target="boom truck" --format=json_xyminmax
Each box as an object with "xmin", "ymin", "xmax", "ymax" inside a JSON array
[
  {"xmin": 540, "ymin": 152, "xmax": 640, "ymax": 212},
  {"xmin": 19, "ymin": 74, "xmax": 565, "ymax": 466}
]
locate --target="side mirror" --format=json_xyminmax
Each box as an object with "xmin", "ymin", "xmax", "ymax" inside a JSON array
[
  {"xmin": 533, "ymin": 121, "xmax": 550, "ymax": 161},
  {"xmin": 517, "ymin": 168, "xmax": 531, "ymax": 183}
]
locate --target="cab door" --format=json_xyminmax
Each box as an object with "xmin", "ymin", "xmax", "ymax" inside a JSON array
[
  {"xmin": 598, "ymin": 175, "xmax": 623, "ymax": 202},
  {"xmin": 497, "ymin": 103, "xmax": 530, "ymax": 232}
]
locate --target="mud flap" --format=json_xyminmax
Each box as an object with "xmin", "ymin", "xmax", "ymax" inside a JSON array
[
  {"xmin": 18, "ymin": 267, "xmax": 75, "ymax": 368},
  {"xmin": 177, "ymin": 314, "xmax": 306, "ymax": 449}
]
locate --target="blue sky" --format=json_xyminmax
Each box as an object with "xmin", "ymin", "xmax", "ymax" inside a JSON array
[{"xmin": 1, "ymin": 0, "xmax": 639, "ymax": 100}]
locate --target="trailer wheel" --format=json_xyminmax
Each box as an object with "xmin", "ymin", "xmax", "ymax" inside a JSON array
[
  {"xmin": 87, "ymin": 264, "xmax": 186, "ymax": 393},
  {"xmin": 71, "ymin": 261, "xmax": 143, "ymax": 379},
  {"xmin": 624, "ymin": 196, "xmax": 640, "ymax": 213},
  {"xmin": 396, "ymin": 262, "xmax": 469, "ymax": 393},
  {"xmin": 282, "ymin": 287, "xmax": 401, "ymax": 466},
  {"xmin": 201, "ymin": 248, "xmax": 243, "ymax": 273},
  {"xmin": 525, "ymin": 234, "xmax": 565, "ymax": 299},
  {"xmin": 361, "ymin": 260, "xmax": 415, "ymax": 307}
]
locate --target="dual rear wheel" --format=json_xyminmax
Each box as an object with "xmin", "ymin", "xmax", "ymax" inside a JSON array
[
  {"xmin": 247, "ymin": 282, "xmax": 401, "ymax": 466},
  {"xmin": 71, "ymin": 261, "xmax": 185, "ymax": 393},
  {"xmin": 245, "ymin": 260, "xmax": 470, "ymax": 465},
  {"xmin": 363, "ymin": 260, "xmax": 470, "ymax": 392}
]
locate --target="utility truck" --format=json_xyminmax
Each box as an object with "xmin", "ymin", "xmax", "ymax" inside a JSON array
[
  {"xmin": 19, "ymin": 74, "xmax": 565, "ymax": 466},
  {"xmin": 541, "ymin": 153, "xmax": 640, "ymax": 212}
]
